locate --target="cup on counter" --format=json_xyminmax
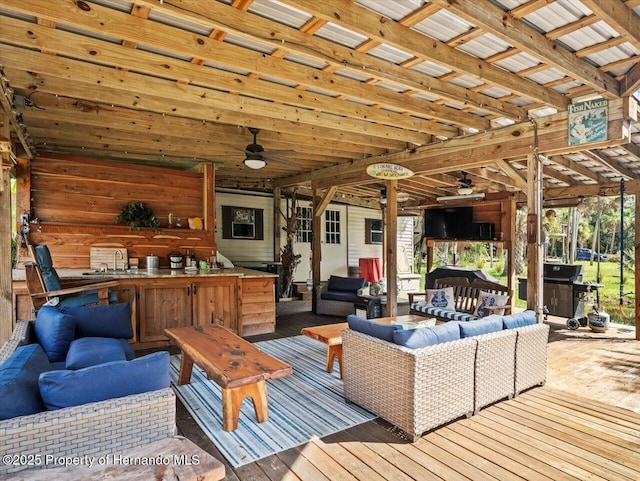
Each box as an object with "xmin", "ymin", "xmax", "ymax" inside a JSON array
[{"xmin": 199, "ymin": 260, "xmax": 208, "ymax": 270}]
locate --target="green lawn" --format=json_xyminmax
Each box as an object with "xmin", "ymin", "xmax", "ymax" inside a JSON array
[{"xmin": 418, "ymin": 259, "xmax": 635, "ymax": 326}]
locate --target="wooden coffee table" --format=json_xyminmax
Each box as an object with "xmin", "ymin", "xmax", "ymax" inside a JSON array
[
  {"xmin": 301, "ymin": 315, "xmax": 431, "ymax": 379},
  {"xmin": 165, "ymin": 325, "xmax": 292, "ymax": 431}
]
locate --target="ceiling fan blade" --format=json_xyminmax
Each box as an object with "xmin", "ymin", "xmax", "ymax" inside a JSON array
[
  {"xmin": 268, "ymin": 157, "xmax": 303, "ymax": 169},
  {"xmin": 220, "ymin": 143, "xmax": 248, "ymax": 153},
  {"xmin": 260, "ymin": 149, "xmax": 297, "ymax": 158}
]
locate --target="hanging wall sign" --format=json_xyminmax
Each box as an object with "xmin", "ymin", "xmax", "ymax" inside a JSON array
[
  {"xmin": 366, "ymin": 163, "xmax": 414, "ymax": 179},
  {"xmin": 568, "ymin": 98, "xmax": 608, "ymax": 146}
]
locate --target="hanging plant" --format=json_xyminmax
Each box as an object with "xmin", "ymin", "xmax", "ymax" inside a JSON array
[{"xmin": 114, "ymin": 201, "xmax": 160, "ymax": 230}]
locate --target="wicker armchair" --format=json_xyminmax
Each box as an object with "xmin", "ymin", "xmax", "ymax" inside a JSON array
[{"xmin": 0, "ymin": 321, "xmax": 176, "ymax": 476}]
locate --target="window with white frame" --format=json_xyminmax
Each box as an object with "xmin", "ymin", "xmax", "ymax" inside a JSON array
[
  {"xmin": 325, "ymin": 209, "xmax": 341, "ymax": 244},
  {"xmin": 296, "ymin": 206, "xmax": 312, "ymax": 243},
  {"xmin": 365, "ymin": 218, "xmax": 383, "ymax": 244}
]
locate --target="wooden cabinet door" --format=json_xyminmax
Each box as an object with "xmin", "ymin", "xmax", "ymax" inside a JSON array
[
  {"xmin": 192, "ymin": 279, "xmax": 238, "ymax": 333},
  {"xmin": 239, "ymin": 278, "xmax": 276, "ymax": 337},
  {"xmin": 139, "ymin": 281, "xmax": 192, "ymax": 342}
]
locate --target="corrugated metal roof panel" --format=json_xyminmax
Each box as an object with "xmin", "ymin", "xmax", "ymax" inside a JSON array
[
  {"xmin": 526, "ymin": 67, "xmax": 567, "ymax": 84},
  {"xmin": 493, "ymin": 52, "xmax": 541, "ymax": 73},
  {"xmin": 89, "ymin": 0, "xmax": 132, "ymax": 13},
  {"xmin": 248, "ymin": 0, "xmax": 311, "ymax": 28},
  {"xmin": 412, "ymin": 9, "xmax": 474, "ymax": 42},
  {"xmin": 367, "ymin": 44, "xmax": 414, "ymax": 64},
  {"xmin": 448, "ymin": 75, "xmax": 485, "ymax": 89},
  {"xmin": 222, "ymin": 32, "xmax": 276, "ymax": 55},
  {"xmin": 411, "ymin": 60, "xmax": 452, "ymax": 77},
  {"xmin": 314, "ymin": 22, "xmax": 368, "ymax": 48},
  {"xmin": 356, "ymin": 0, "xmax": 425, "ymax": 21},
  {"xmin": 478, "ymin": 86, "xmax": 512, "ymax": 99},
  {"xmin": 552, "ymin": 80, "xmax": 583, "ymax": 95},
  {"xmin": 283, "ymin": 52, "xmax": 328, "ymax": 69},
  {"xmin": 457, "ymin": 33, "xmax": 512, "ymax": 60},
  {"xmin": 259, "ymin": 75, "xmax": 299, "ymax": 88},
  {"xmin": 375, "ymin": 81, "xmax": 408, "ymax": 93},
  {"xmin": 411, "ymin": 92, "xmax": 442, "ymax": 102},
  {"xmin": 333, "ymin": 68, "xmax": 373, "ymax": 82},
  {"xmin": 522, "ymin": 1, "xmax": 591, "ymax": 33},
  {"xmin": 148, "ymin": 9, "xmax": 212, "ymax": 35},
  {"xmin": 558, "ymin": 22, "xmax": 618, "ymax": 51}
]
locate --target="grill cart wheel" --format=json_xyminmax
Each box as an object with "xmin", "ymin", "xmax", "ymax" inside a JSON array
[{"xmin": 566, "ymin": 318, "xmax": 581, "ymax": 330}]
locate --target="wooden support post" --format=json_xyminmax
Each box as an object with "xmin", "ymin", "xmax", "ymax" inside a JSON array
[
  {"xmin": 311, "ymin": 188, "xmax": 322, "ymax": 314},
  {"xmin": 0, "ymin": 109, "xmax": 12, "ymax": 343},
  {"xmin": 385, "ymin": 180, "xmax": 398, "ymax": 317},
  {"xmin": 273, "ymin": 187, "xmax": 281, "ymax": 262},
  {"xmin": 505, "ymin": 197, "xmax": 517, "ymax": 311},
  {"xmin": 203, "ymin": 163, "xmax": 215, "ymax": 244},
  {"xmin": 526, "ymin": 153, "xmax": 544, "ymax": 322},
  {"xmin": 636, "ymin": 191, "xmax": 639, "ymax": 341}
]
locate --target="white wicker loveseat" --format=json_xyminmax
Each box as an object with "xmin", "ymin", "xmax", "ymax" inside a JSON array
[
  {"xmin": 342, "ymin": 311, "xmax": 549, "ymax": 441},
  {"xmin": 0, "ymin": 320, "xmax": 176, "ymax": 476}
]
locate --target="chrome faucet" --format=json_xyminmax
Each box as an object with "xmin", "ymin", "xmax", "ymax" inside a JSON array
[{"xmin": 114, "ymin": 250, "xmax": 124, "ymax": 271}]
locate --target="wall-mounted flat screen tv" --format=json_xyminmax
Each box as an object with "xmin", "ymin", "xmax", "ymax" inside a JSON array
[{"xmin": 424, "ymin": 206, "xmax": 474, "ymax": 240}]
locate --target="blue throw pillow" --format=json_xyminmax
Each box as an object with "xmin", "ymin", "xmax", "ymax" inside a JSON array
[
  {"xmin": 39, "ymin": 352, "xmax": 169, "ymax": 410},
  {"xmin": 65, "ymin": 338, "xmax": 127, "ymax": 369},
  {"xmin": 61, "ymin": 302, "xmax": 133, "ymax": 339},
  {"xmin": 502, "ymin": 310, "xmax": 537, "ymax": 329},
  {"xmin": 347, "ymin": 314, "xmax": 403, "ymax": 342},
  {"xmin": 393, "ymin": 322, "xmax": 461, "ymax": 349},
  {"xmin": 35, "ymin": 306, "xmax": 76, "ymax": 362},
  {"xmin": 459, "ymin": 315, "xmax": 504, "ymax": 338},
  {"xmin": 0, "ymin": 344, "xmax": 52, "ymax": 420}
]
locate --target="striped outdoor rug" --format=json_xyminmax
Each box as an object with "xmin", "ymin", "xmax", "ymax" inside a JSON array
[{"xmin": 169, "ymin": 335, "xmax": 376, "ymax": 467}]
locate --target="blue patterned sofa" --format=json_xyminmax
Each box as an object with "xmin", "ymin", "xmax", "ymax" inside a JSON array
[{"xmin": 409, "ymin": 277, "xmax": 511, "ymax": 322}]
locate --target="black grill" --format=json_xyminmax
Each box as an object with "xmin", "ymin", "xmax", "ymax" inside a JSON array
[{"xmin": 518, "ymin": 263, "xmax": 601, "ymax": 320}]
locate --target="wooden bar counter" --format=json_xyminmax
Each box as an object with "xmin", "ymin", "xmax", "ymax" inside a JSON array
[{"xmin": 12, "ymin": 267, "xmax": 277, "ymax": 348}]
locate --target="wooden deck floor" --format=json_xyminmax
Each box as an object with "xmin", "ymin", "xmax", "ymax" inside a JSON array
[{"xmin": 176, "ymin": 307, "xmax": 640, "ymax": 481}]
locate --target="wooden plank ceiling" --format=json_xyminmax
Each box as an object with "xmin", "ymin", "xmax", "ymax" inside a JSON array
[{"xmin": 1, "ymin": 0, "xmax": 639, "ymax": 207}]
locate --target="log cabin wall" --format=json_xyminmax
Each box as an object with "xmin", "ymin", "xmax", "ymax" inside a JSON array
[{"xmin": 18, "ymin": 154, "xmax": 216, "ymax": 268}]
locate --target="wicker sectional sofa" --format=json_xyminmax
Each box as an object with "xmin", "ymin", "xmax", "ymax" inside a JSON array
[
  {"xmin": 342, "ymin": 311, "xmax": 549, "ymax": 441},
  {"xmin": 0, "ymin": 317, "xmax": 176, "ymax": 476}
]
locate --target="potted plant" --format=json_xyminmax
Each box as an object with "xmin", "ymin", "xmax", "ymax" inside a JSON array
[{"xmin": 114, "ymin": 201, "xmax": 160, "ymax": 230}]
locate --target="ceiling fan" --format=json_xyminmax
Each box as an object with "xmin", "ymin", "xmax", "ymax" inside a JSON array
[
  {"xmin": 227, "ymin": 127, "xmax": 299, "ymax": 170},
  {"xmin": 457, "ymin": 171, "xmax": 474, "ymax": 195},
  {"xmin": 379, "ymin": 187, "xmax": 410, "ymax": 204}
]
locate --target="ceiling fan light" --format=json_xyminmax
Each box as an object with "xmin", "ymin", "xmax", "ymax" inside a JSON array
[
  {"xmin": 457, "ymin": 186, "xmax": 474, "ymax": 196},
  {"xmin": 243, "ymin": 158, "xmax": 267, "ymax": 169}
]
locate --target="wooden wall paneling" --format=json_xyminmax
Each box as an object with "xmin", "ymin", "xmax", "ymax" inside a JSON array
[{"xmin": 25, "ymin": 154, "xmax": 216, "ymax": 268}]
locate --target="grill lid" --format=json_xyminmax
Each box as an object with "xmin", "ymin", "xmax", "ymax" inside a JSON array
[{"xmin": 543, "ymin": 263, "xmax": 583, "ymax": 282}]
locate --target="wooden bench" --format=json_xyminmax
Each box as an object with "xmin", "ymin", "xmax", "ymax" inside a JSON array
[
  {"xmin": 409, "ymin": 277, "xmax": 511, "ymax": 322},
  {"xmin": 165, "ymin": 325, "xmax": 292, "ymax": 431}
]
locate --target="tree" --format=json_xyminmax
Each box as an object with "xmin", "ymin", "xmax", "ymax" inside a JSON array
[{"xmin": 279, "ymin": 189, "xmax": 301, "ymax": 298}]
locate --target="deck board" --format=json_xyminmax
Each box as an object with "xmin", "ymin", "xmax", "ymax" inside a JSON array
[{"xmin": 172, "ymin": 308, "xmax": 640, "ymax": 481}]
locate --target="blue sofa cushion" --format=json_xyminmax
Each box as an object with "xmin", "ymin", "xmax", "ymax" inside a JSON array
[
  {"xmin": 35, "ymin": 306, "xmax": 76, "ymax": 362},
  {"xmin": 61, "ymin": 302, "xmax": 133, "ymax": 339},
  {"xmin": 327, "ymin": 275, "xmax": 365, "ymax": 293},
  {"xmin": 39, "ymin": 352, "xmax": 170, "ymax": 410},
  {"xmin": 0, "ymin": 344, "xmax": 52, "ymax": 419},
  {"xmin": 116, "ymin": 338, "xmax": 136, "ymax": 360},
  {"xmin": 411, "ymin": 304, "xmax": 477, "ymax": 322},
  {"xmin": 459, "ymin": 315, "xmax": 504, "ymax": 338},
  {"xmin": 347, "ymin": 314, "xmax": 403, "ymax": 342},
  {"xmin": 321, "ymin": 290, "xmax": 360, "ymax": 303},
  {"xmin": 393, "ymin": 322, "xmax": 461, "ymax": 348},
  {"xmin": 502, "ymin": 310, "xmax": 537, "ymax": 329},
  {"xmin": 65, "ymin": 338, "xmax": 127, "ymax": 369},
  {"xmin": 34, "ymin": 245, "xmax": 63, "ymax": 292}
]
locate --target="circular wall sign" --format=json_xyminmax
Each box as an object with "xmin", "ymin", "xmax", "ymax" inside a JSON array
[{"xmin": 366, "ymin": 163, "xmax": 414, "ymax": 179}]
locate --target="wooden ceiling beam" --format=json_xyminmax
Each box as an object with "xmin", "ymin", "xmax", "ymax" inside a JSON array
[
  {"xmin": 282, "ymin": 0, "xmax": 568, "ymax": 108},
  {"xmin": 431, "ymin": 0, "xmax": 619, "ymax": 98},
  {"xmin": 276, "ymin": 100, "xmax": 628, "ymax": 188},
  {"xmin": 580, "ymin": 0, "xmax": 640, "ymax": 51},
  {"xmin": 620, "ymin": 62, "xmax": 640, "ymax": 96},
  {"xmin": 1, "ymin": 49, "xmax": 433, "ymax": 145},
  {"xmin": 493, "ymin": 159, "xmax": 529, "ymax": 190},
  {"xmin": 546, "ymin": 14, "xmax": 599, "ymax": 40},
  {"xmin": 583, "ymin": 150, "xmax": 637, "ymax": 179},
  {"xmin": 0, "ymin": 18, "xmax": 462, "ymax": 138},
  {"xmin": 545, "ymin": 154, "xmax": 611, "ymax": 184}
]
